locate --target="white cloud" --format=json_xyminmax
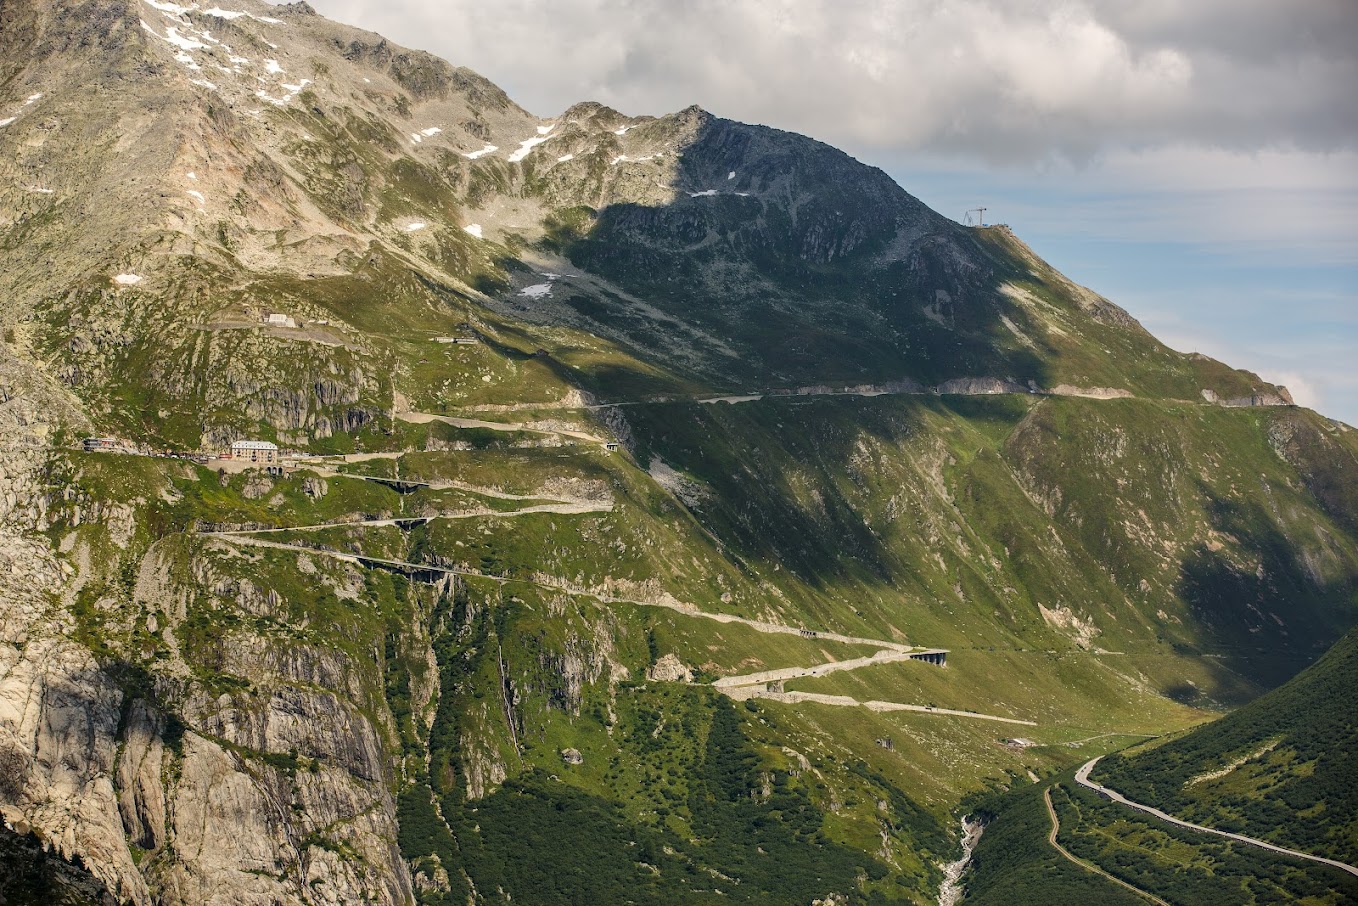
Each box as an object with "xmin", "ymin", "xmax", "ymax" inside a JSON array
[{"xmin": 306, "ymin": 0, "xmax": 1358, "ymax": 163}]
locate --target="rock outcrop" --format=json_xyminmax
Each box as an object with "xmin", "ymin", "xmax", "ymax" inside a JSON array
[
  {"xmin": 1202, "ymin": 387, "xmax": 1295, "ymax": 407},
  {"xmin": 646, "ymin": 653, "xmax": 694, "ymax": 683},
  {"xmin": 934, "ymin": 377, "xmax": 1031, "ymax": 396}
]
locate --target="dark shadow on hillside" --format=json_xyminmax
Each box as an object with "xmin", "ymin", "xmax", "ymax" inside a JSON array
[
  {"xmin": 0, "ymin": 824, "xmax": 116, "ymax": 906},
  {"xmin": 621, "ymin": 393, "xmax": 1033, "ymax": 591},
  {"xmin": 472, "ymin": 114, "xmax": 1054, "ymax": 400},
  {"xmin": 1174, "ymin": 486, "xmax": 1358, "ymax": 691}
]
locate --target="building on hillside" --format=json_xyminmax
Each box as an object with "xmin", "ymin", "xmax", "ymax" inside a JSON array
[
  {"xmin": 83, "ymin": 437, "xmax": 121, "ymax": 452},
  {"xmin": 230, "ymin": 440, "xmax": 279, "ymax": 463},
  {"xmin": 263, "ymin": 312, "xmax": 300, "ymax": 329}
]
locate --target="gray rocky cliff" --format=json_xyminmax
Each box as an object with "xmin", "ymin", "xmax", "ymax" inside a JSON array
[{"xmin": 0, "ymin": 369, "xmax": 415, "ymax": 905}]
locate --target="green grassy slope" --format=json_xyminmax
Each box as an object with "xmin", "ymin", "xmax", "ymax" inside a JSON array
[
  {"xmin": 966, "ymin": 775, "xmax": 1358, "ymax": 906},
  {"xmin": 623, "ymin": 395, "xmax": 1358, "ymax": 699},
  {"xmin": 1095, "ymin": 626, "xmax": 1358, "ymax": 864},
  {"xmin": 963, "ymin": 781, "xmax": 1147, "ymax": 906}
]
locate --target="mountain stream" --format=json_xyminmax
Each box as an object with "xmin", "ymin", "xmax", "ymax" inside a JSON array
[{"xmin": 937, "ymin": 816, "xmax": 985, "ymax": 906}]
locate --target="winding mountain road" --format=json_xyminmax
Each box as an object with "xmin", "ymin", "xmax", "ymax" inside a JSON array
[
  {"xmin": 1075, "ymin": 757, "xmax": 1358, "ymax": 878},
  {"xmin": 201, "ymin": 501, "xmax": 613, "ymax": 536},
  {"xmin": 713, "ymin": 647, "xmax": 950, "ymax": 688},
  {"xmin": 1043, "ymin": 786, "xmax": 1170, "ymax": 905},
  {"xmin": 712, "ymin": 649, "xmax": 922, "ymax": 688},
  {"xmin": 726, "ymin": 687, "xmax": 1037, "ymax": 725},
  {"xmin": 203, "ymin": 534, "xmax": 1029, "ymax": 724}
]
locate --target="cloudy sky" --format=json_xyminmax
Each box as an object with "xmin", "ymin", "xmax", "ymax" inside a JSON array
[{"xmin": 310, "ymin": 0, "xmax": 1358, "ymax": 423}]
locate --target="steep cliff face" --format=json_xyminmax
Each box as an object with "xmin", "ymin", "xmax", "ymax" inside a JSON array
[
  {"xmin": 0, "ymin": 536, "xmax": 138, "ymax": 899},
  {"xmin": 0, "ymin": 465, "xmax": 415, "ymax": 904},
  {"xmin": 1, "ymin": 1, "xmax": 1353, "ymax": 905}
]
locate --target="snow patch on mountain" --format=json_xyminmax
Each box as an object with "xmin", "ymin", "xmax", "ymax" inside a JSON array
[
  {"xmin": 143, "ymin": 0, "xmax": 192, "ymax": 14},
  {"xmin": 202, "ymin": 6, "xmax": 281, "ymax": 23},
  {"xmin": 255, "ymin": 77, "xmax": 309, "ymax": 106},
  {"xmin": 509, "ymin": 128, "xmax": 554, "ymax": 162}
]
